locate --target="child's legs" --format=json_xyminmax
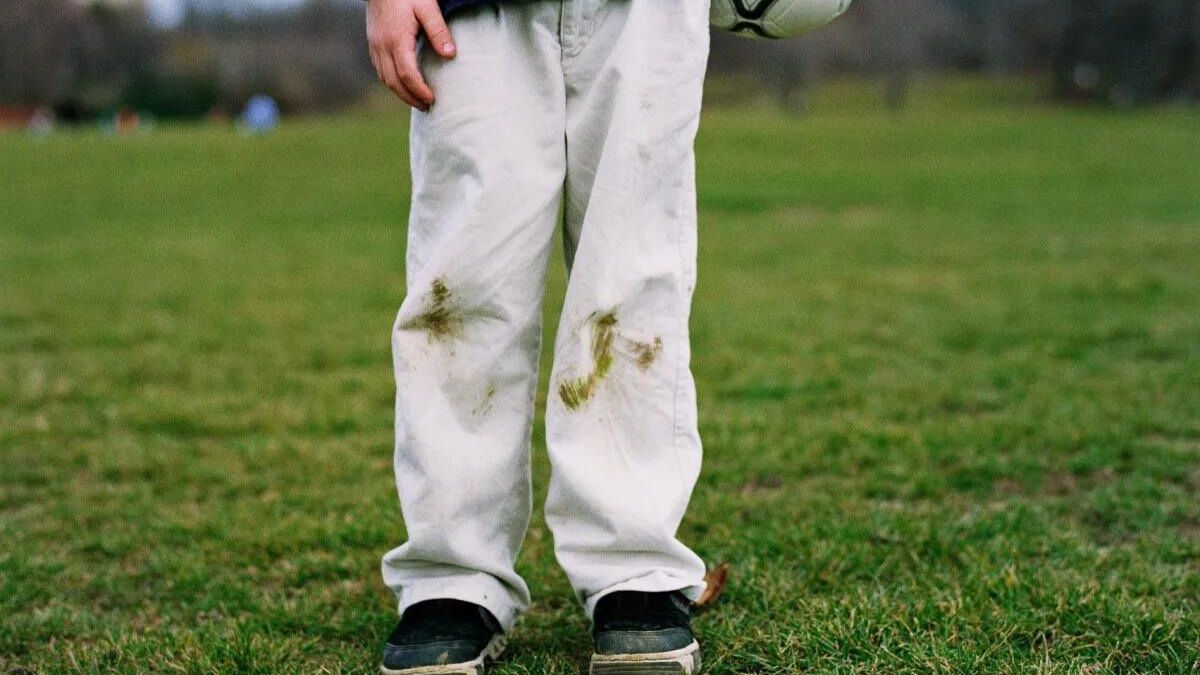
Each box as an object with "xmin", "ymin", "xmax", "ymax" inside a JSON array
[
  {"xmin": 382, "ymin": 2, "xmax": 567, "ymax": 631},
  {"xmin": 546, "ymin": 0, "xmax": 711, "ymax": 619}
]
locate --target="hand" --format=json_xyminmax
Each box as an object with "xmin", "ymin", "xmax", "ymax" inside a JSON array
[{"xmin": 366, "ymin": 0, "xmax": 456, "ymax": 111}]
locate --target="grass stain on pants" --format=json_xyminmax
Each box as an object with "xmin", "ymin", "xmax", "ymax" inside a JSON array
[{"xmin": 383, "ymin": 0, "xmax": 711, "ymax": 631}]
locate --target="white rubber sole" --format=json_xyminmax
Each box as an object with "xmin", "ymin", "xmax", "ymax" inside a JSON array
[
  {"xmin": 589, "ymin": 640, "xmax": 701, "ymax": 675},
  {"xmin": 379, "ymin": 633, "xmax": 507, "ymax": 675}
]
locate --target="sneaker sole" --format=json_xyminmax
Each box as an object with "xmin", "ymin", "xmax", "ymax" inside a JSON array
[
  {"xmin": 589, "ymin": 640, "xmax": 701, "ymax": 675},
  {"xmin": 379, "ymin": 633, "xmax": 507, "ymax": 675}
]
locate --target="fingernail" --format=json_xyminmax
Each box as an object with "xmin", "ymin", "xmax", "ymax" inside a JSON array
[{"xmin": 443, "ymin": 42, "xmax": 456, "ymax": 56}]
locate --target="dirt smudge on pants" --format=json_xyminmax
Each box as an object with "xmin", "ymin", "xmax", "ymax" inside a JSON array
[
  {"xmin": 629, "ymin": 336, "xmax": 663, "ymax": 370},
  {"xmin": 401, "ymin": 278, "xmax": 463, "ymax": 343},
  {"xmin": 558, "ymin": 312, "xmax": 618, "ymax": 410},
  {"xmin": 474, "ymin": 382, "xmax": 497, "ymax": 417}
]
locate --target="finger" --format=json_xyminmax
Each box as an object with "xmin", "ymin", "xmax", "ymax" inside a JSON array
[
  {"xmin": 379, "ymin": 49, "xmax": 426, "ymax": 110},
  {"xmin": 414, "ymin": 1, "xmax": 455, "ymax": 58},
  {"xmin": 393, "ymin": 40, "xmax": 435, "ymax": 107}
]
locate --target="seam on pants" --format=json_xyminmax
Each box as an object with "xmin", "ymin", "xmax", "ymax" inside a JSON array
[{"xmin": 669, "ymin": 176, "xmax": 689, "ymax": 496}]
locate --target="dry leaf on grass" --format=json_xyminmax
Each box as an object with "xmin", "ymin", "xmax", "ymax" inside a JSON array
[{"xmin": 692, "ymin": 562, "xmax": 729, "ymax": 609}]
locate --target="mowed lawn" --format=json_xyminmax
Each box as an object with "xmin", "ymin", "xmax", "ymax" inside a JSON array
[{"xmin": 2, "ymin": 79, "xmax": 1199, "ymax": 673}]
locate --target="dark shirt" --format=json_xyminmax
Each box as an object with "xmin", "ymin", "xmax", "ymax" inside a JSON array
[
  {"xmin": 365, "ymin": 0, "xmax": 495, "ymax": 18},
  {"xmin": 441, "ymin": 0, "xmax": 493, "ymax": 17}
]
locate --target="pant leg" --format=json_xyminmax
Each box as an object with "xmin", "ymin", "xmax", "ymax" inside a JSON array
[
  {"xmin": 546, "ymin": 0, "xmax": 712, "ymax": 619},
  {"xmin": 382, "ymin": 1, "xmax": 566, "ymax": 632}
]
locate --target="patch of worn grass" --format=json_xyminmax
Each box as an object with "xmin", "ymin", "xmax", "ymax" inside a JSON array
[{"xmin": 2, "ymin": 77, "xmax": 1199, "ymax": 673}]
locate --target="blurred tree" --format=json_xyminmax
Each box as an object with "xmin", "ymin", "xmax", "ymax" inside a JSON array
[
  {"xmin": 1056, "ymin": 0, "xmax": 1199, "ymax": 104},
  {"xmin": 708, "ymin": 0, "xmax": 1197, "ymax": 109},
  {"xmin": 0, "ymin": 0, "xmax": 90, "ymax": 106},
  {"xmin": 709, "ymin": 0, "xmax": 967, "ymax": 112},
  {"xmin": 75, "ymin": 1, "xmax": 162, "ymax": 111},
  {"xmin": 176, "ymin": 0, "xmax": 373, "ymax": 112},
  {"xmin": 0, "ymin": 0, "xmax": 160, "ymax": 116}
]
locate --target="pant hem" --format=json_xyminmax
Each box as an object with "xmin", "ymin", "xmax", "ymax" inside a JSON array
[
  {"xmin": 581, "ymin": 570, "xmax": 707, "ymax": 622},
  {"xmin": 393, "ymin": 574, "xmax": 526, "ymax": 632}
]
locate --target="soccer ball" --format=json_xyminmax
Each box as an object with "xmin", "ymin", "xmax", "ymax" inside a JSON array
[{"xmin": 711, "ymin": 0, "xmax": 854, "ymax": 39}]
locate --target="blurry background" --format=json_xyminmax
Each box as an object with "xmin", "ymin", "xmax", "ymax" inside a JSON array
[
  {"xmin": 3, "ymin": 1, "xmax": 1199, "ymax": 674},
  {"xmin": 3, "ymin": 0, "xmax": 1200, "ymax": 126}
]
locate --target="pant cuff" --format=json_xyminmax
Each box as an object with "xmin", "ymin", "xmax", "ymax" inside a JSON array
[
  {"xmin": 393, "ymin": 573, "xmax": 526, "ymax": 632},
  {"xmin": 582, "ymin": 570, "xmax": 708, "ymax": 622}
]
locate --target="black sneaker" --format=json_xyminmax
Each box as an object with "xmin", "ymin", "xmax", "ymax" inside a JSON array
[
  {"xmin": 590, "ymin": 590, "xmax": 701, "ymax": 674},
  {"xmin": 380, "ymin": 599, "xmax": 506, "ymax": 675}
]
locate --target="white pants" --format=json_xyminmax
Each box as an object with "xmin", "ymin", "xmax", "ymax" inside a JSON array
[{"xmin": 382, "ymin": 0, "xmax": 711, "ymax": 631}]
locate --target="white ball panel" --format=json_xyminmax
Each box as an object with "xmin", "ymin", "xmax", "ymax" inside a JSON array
[{"xmin": 763, "ymin": 0, "xmax": 853, "ymax": 38}]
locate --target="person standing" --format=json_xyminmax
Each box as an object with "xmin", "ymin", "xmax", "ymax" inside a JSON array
[{"xmin": 365, "ymin": 0, "xmax": 711, "ymax": 671}]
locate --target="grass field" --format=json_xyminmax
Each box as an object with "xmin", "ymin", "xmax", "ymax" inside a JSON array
[{"xmin": 2, "ymin": 79, "xmax": 1199, "ymax": 673}]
